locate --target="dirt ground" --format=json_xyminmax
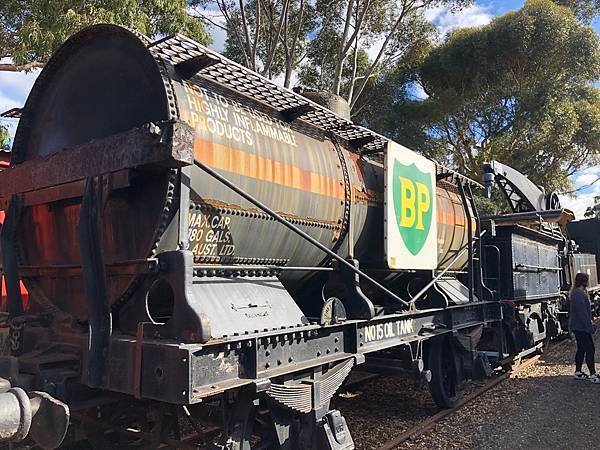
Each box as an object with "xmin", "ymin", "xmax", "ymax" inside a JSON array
[
  {"xmin": 335, "ymin": 333, "xmax": 600, "ymax": 450},
  {"xmin": 403, "ymin": 334, "xmax": 600, "ymax": 450}
]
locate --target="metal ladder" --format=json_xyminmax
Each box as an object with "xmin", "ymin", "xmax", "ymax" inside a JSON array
[{"xmin": 458, "ymin": 181, "xmax": 484, "ymax": 302}]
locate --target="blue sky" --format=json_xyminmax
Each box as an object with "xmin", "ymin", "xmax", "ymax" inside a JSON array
[{"xmin": 0, "ymin": 0, "xmax": 598, "ymax": 216}]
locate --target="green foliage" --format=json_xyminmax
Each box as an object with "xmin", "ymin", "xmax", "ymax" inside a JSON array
[
  {"xmin": 0, "ymin": 0, "xmax": 210, "ymax": 68},
  {"xmin": 585, "ymin": 196, "xmax": 600, "ymax": 218},
  {"xmin": 219, "ymin": 0, "xmax": 316, "ymax": 86},
  {"xmin": 207, "ymin": 0, "xmax": 469, "ymax": 108},
  {"xmin": 0, "ymin": 124, "xmax": 9, "ymax": 150},
  {"xmin": 473, "ymin": 190, "xmax": 511, "ymax": 216},
  {"xmin": 298, "ymin": 0, "xmax": 468, "ymax": 109},
  {"xmin": 366, "ymin": 0, "xmax": 600, "ymax": 191},
  {"xmin": 554, "ymin": 0, "xmax": 600, "ymax": 23}
]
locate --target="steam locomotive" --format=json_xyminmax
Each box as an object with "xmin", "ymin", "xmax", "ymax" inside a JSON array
[{"xmin": 0, "ymin": 25, "xmax": 595, "ymax": 449}]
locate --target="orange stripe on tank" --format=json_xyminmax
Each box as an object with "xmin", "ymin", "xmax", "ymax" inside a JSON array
[
  {"xmin": 436, "ymin": 211, "xmax": 478, "ymax": 230},
  {"xmin": 194, "ymin": 138, "xmax": 346, "ymax": 200}
]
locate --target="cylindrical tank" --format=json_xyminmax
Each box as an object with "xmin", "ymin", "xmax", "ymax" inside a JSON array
[{"xmin": 11, "ymin": 25, "xmax": 473, "ymax": 319}]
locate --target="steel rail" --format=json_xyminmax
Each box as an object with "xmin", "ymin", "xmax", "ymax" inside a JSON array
[
  {"xmin": 193, "ymin": 160, "xmax": 411, "ymax": 307},
  {"xmin": 377, "ymin": 337, "xmax": 572, "ymax": 450}
]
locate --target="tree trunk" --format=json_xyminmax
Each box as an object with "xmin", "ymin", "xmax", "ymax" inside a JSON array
[
  {"xmin": 284, "ymin": 62, "xmax": 293, "ymax": 87},
  {"xmin": 332, "ymin": 0, "xmax": 355, "ymax": 95}
]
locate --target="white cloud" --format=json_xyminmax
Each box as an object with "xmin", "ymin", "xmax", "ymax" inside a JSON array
[
  {"xmin": 0, "ymin": 67, "xmax": 39, "ymax": 145},
  {"xmin": 575, "ymin": 172, "xmax": 599, "ymax": 186},
  {"xmin": 425, "ymin": 4, "xmax": 494, "ymax": 37},
  {"xmin": 187, "ymin": 5, "xmax": 227, "ymax": 52},
  {"xmin": 560, "ymin": 166, "xmax": 600, "ymax": 219},
  {"xmin": 208, "ymin": 24, "xmax": 227, "ymax": 53}
]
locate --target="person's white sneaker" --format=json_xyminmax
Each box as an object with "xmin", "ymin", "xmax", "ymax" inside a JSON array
[
  {"xmin": 589, "ymin": 374, "xmax": 600, "ymax": 384},
  {"xmin": 575, "ymin": 371, "xmax": 588, "ymax": 380}
]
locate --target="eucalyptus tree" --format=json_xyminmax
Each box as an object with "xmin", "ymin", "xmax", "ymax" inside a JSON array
[
  {"xmin": 300, "ymin": 0, "xmax": 470, "ymax": 110},
  {"xmin": 554, "ymin": 0, "xmax": 600, "ymax": 23},
  {"xmin": 366, "ymin": 0, "xmax": 600, "ymax": 191},
  {"xmin": 202, "ymin": 0, "xmax": 317, "ymax": 87},
  {"xmin": 202, "ymin": 0, "xmax": 470, "ymax": 106},
  {"xmin": 0, "ymin": 0, "xmax": 210, "ymax": 72}
]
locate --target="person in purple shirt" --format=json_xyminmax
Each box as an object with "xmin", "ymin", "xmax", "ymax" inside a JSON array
[{"xmin": 569, "ymin": 272, "xmax": 599, "ymax": 383}]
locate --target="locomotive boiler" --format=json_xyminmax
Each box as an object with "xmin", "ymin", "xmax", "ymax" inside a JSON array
[{"xmin": 0, "ymin": 25, "xmax": 509, "ymax": 449}]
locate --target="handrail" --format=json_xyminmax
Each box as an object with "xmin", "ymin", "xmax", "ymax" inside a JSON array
[
  {"xmin": 194, "ymin": 159, "xmax": 411, "ymax": 308},
  {"xmin": 408, "ymin": 230, "xmax": 488, "ymax": 308}
]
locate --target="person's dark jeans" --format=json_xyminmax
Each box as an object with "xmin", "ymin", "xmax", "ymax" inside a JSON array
[{"xmin": 574, "ymin": 330, "xmax": 596, "ymax": 374}]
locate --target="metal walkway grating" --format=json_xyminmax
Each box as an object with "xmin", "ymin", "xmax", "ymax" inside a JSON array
[
  {"xmin": 149, "ymin": 34, "xmax": 387, "ymax": 151},
  {"xmin": 149, "ymin": 33, "xmax": 480, "ymax": 186}
]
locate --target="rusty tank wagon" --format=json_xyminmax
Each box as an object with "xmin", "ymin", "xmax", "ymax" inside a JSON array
[{"xmin": 0, "ymin": 25, "xmax": 571, "ymax": 449}]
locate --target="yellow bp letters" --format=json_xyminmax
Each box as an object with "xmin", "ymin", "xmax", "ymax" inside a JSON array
[
  {"xmin": 398, "ymin": 176, "xmax": 416, "ymax": 228},
  {"xmin": 415, "ymin": 182, "xmax": 431, "ymax": 231},
  {"xmin": 398, "ymin": 177, "xmax": 431, "ymax": 231}
]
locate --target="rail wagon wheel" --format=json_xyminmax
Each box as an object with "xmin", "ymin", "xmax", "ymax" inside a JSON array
[{"xmin": 427, "ymin": 338, "xmax": 463, "ymax": 408}]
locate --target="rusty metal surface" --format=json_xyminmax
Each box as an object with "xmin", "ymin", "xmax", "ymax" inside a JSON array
[
  {"xmin": 174, "ymin": 76, "xmax": 352, "ymax": 274},
  {"xmin": 28, "ymin": 391, "xmax": 70, "ymax": 449},
  {"xmin": 8, "ymin": 24, "xmax": 474, "ymax": 323},
  {"xmin": 149, "ymin": 34, "xmax": 387, "ymax": 154},
  {"xmin": 9, "ymin": 25, "xmax": 180, "ymax": 319},
  {"xmin": 437, "ymin": 182, "xmax": 473, "ymax": 269},
  {"xmin": 0, "ymin": 170, "xmax": 131, "ymax": 211},
  {"xmin": 149, "ymin": 32, "xmax": 482, "ymax": 192},
  {"xmin": 0, "ymin": 121, "xmax": 192, "ymax": 198}
]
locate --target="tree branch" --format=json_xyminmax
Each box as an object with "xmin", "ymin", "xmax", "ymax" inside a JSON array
[
  {"xmin": 333, "ymin": 0, "xmax": 356, "ymax": 95},
  {"xmin": 238, "ymin": 0, "xmax": 255, "ymax": 70},
  {"xmin": 341, "ymin": 0, "xmax": 372, "ymax": 56},
  {"xmin": 251, "ymin": 0, "xmax": 261, "ymax": 70},
  {"xmin": 290, "ymin": 0, "xmax": 305, "ymax": 58},
  {"xmin": 350, "ymin": 2, "xmax": 411, "ymax": 108},
  {"xmin": 347, "ymin": 1, "xmax": 362, "ymax": 104},
  {"xmin": 285, "ymin": 0, "xmax": 306, "ymax": 88},
  {"xmin": 189, "ymin": 9, "xmax": 229, "ymax": 31},
  {"xmin": 0, "ymin": 61, "xmax": 45, "ymax": 72},
  {"xmin": 217, "ymin": 0, "xmax": 250, "ymax": 67},
  {"xmin": 261, "ymin": 0, "xmax": 289, "ymax": 76}
]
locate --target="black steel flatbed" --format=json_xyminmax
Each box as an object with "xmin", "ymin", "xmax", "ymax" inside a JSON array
[{"xmin": 97, "ymin": 300, "xmax": 502, "ymax": 404}]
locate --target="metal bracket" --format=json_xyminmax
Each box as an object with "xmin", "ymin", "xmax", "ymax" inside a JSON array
[
  {"xmin": 78, "ymin": 177, "xmax": 111, "ymax": 388},
  {"xmin": 0, "ymin": 120, "xmax": 194, "ymax": 202},
  {"xmin": 0, "ymin": 196, "xmax": 24, "ymax": 319},
  {"xmin": 175, "ymin": 54, "xmax": 219, "ymax": 79},
  {"xmin": 281, "ymin": 104, "xmax": 315, "ymax": 122}
]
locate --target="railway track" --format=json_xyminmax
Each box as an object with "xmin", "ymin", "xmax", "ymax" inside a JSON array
[{"xmin": 376, "ymin": 338, "xmax": 571, "ymax": 450}]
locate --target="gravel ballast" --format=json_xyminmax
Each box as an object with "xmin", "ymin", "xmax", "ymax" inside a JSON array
[{"xmin": 334, "ymin": 334, "xmax": 600, "ymax": 449}]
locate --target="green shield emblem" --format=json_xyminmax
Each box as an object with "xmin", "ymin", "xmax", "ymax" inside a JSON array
[{"xmin": 392, "ymin": 160, "xmax": 433, "ymax": 256}]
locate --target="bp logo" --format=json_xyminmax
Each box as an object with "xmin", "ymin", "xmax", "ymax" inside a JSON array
[{"xmin": 392, "ymin": 160, "xmax": 433, "ymax": 255}]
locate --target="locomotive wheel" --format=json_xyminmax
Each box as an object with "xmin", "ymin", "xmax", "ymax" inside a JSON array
[{"xmin": 428, "ymin": 338, "xmax": 463, "ymax": 408}]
